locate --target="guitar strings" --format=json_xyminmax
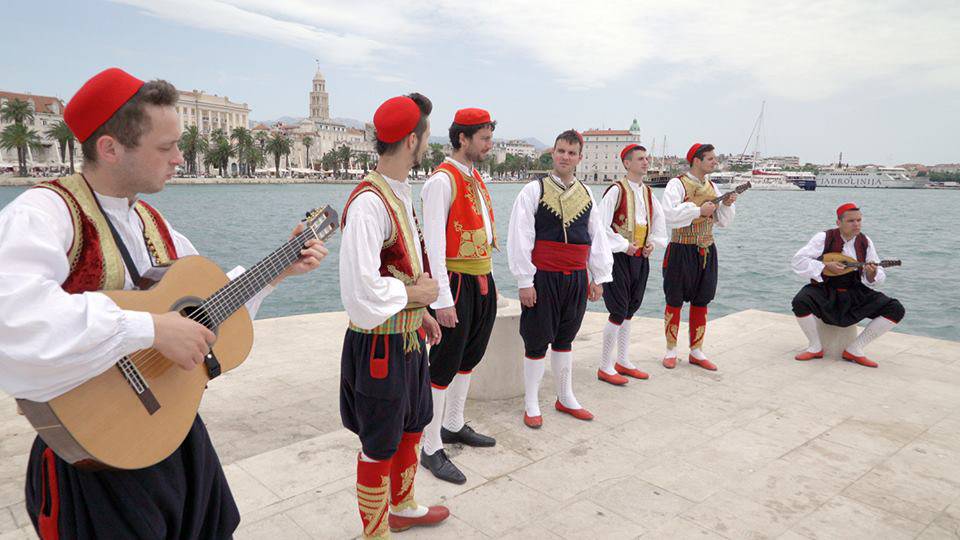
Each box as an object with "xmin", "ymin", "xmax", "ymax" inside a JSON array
[{"xmin": 134, "ymin": 217, "xmax": 333, "ymax": 377}]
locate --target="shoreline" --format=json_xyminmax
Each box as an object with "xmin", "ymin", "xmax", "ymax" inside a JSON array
[{"xmin": 0, "ymin": 176, "xmax": 606, "ymax": 187}]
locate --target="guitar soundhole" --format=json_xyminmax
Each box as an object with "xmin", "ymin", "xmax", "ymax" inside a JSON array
[{"xmin": 171, "ymin": 296, "xmax": 218, "ymax": 336}]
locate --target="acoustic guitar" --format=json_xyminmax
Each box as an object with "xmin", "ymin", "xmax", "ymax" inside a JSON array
[
  {"xmin": 821, "ymin": 252, "xmax": 901, "ymax": 277},
  {"xmin": 17, "ymin": 206, "xmax": 339, "ymax": 470}
]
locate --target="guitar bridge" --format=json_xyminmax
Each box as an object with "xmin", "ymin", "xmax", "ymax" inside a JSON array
[{"xmin": 117, "ymin": 357, "xmax": 160, "ymax": 415}]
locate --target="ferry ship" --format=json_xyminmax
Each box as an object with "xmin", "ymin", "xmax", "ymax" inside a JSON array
[{"xmin": 816, "ymin": 167, "xmax": 927, "ymax": 188}]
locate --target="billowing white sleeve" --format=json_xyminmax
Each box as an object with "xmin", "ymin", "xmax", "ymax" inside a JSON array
[
  {"xmin": 508, "ymin": 181, "xmax": 540, "ymax": 289},
  {"xmin": 792, "ymin": 232, "xmax": 826, "ymax": 282},
  {"xmin": 862, "ymin": 235, "xmax": 886, "ymax": 287},
  {"xmin": 0, "ymin": 206, "xmax": 155, "ymax": 401},
  {"xmin": 661, "ymin": 178, "xmax": 701, "ymax": 229},
  {"xmin": 165, "ymin": 220, "xmax": 274, "ymax": 318},
  {"xmin": 713, "ymin": 182, "xmax": 736, "ymax": 228},
  {"xmin": 647, "ymin": 194, "xmax": 669, "ymax": 249},
  {"xmin": 587, "ymin": 189, "xmax": 614, "ymax": 284},
  {"xmin": 339, "ymin": 192, "xmax": 408, "ymax": 329},
  {"xmin": 420, "ymin": 172, "xmax": 454, "ymax": 309},
  {"xmin": 600, "ymin": 185, "xmax": 630, "ymax": 253}
]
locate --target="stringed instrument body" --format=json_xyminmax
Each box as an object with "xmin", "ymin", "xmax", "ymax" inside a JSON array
[
  {"xmin": 820, "ymin": 252, "xmax": 901, "ymax": 277},
  {"xmin": 17, "ymin": 207, "xmax": 338, "ymax": 470}
]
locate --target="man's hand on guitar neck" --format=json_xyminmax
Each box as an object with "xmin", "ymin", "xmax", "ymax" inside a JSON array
[
  {"xmin": 722, "ymin": 193, "xmax": 738, "ymax": 206},
  {"xmin": 151, "ymin": 312, "xmax": 217, "ymax": 370},
  {"xmin": 270, "ymin": 222, "xmax": 330, "ymax": 287}
]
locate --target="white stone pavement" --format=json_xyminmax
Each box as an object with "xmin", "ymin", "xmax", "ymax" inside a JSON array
[{"xmin": 2, "ymin": 309, "xmax": 960, "ymax": 539}]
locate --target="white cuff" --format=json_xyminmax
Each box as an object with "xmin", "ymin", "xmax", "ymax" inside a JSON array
[{"xmin": 124, "ymin": 310, "xmax": 157, "ymax": 350}]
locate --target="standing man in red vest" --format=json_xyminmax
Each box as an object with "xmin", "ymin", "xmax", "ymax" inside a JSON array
[
  {"xmin": 660, "ymin": 143, "xmax": 737, "ymax": 371},
  {"xmin": 596, "ymin": 144, "xmax": 667, "ymax": 385},
  {"xmin": 0, "ymin": 68, "xmax": 327, "ymax": 539},
  {"xmin": 339, "ymin": 94, "xmax": 450, "ymax": 538},
  {"xmin": 790, "ymin": 203, "xmax": 905, "ymax": 367},
  {"xmin": 508, "ymin": 130, "xmax": 614, "ymax": 428},
  {"xmin": 419, "ymin": 108, "xmax": 498, "ymax": 484}
]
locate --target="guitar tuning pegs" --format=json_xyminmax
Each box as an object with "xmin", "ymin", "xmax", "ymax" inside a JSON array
[{"xmin": 305, "ymin": 208, "xmax": 317, "ymax": 219}]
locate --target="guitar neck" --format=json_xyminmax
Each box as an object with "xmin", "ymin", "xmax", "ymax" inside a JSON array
[
  {"xmin": 844, "ymin": 260, "xmax": 898, "ymax": 269},
  {"xmin": 201, "ymin": 228, "xmax": 316, "ymax": 326}
]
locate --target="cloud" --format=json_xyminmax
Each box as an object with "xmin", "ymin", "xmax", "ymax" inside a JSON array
[{"xmin": 112, "ymin": 0, "xmax": 960, "ymax": 100}]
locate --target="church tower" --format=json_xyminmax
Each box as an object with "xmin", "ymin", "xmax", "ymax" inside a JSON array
[{"xmin": 309, "ymin": 65, "xmax": 329, "ymax": 120}]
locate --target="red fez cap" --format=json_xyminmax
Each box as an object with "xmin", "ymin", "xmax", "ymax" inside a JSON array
[
  {"xmin": 373, "ymin": 96, "xmax": 420, "ymax": 143},
  {"xmin": 454, "ymin": 108, "xmax": 492, "ymax": 126},
  {"xmin": 836, "ymin": 202, "xmax": 859, "ymax": 218},
  {"xmin": 64, "ymin": 68, "xmax": 145, "ymax": 143},
  {"xmin": 686, "ymin": 143, "xmax": 703, "ymax": 165},
  {"xmin": 620, "ymin": 143, "xmax": 642, "ymax": 161}
]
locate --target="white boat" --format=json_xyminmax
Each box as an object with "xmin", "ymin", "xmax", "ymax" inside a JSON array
[
  {"xmin": 816, "ymin": 167, "xmax": 928, "ymax": 189},
  {"xmin": 736, "ymin": 170, "xmax": 802, "ymax": 191},
  {"xmin": 707, "ymin": 171, "xmax": 739, "ymax": 184}
]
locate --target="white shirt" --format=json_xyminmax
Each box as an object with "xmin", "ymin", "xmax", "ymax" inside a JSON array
[
  {"xmin": 661, "ymin": 173, "xmax": 736, "ymax": 230},
  {"xmin": 339, "ymin": 173, "xmax": 424, "ymax": 329},
  {"xmin": 0, "ymin": 188, "xmax": 273, "ymax": 401},
  {"xmin": 792, "ymin": 231, "xmax": 886, "ymax": 287},
  {"xmin": 599, "ymin": 178, "xmax": 668, "ymax": 253},
  {"xmin": 507, "ymin": 175, "xmax": 614, "ymax": 289},
  {"xmin": 421, "ymin": 158, "xmax": 494, "ymax": 309}
]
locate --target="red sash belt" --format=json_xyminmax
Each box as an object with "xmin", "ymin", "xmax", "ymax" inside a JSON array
[{"xmin": 532, "ymin": 240, "xmax": 589, "ymax": 272}]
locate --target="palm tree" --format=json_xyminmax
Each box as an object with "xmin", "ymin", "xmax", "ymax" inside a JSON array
[
  {"xmin": 231, "ymin": 127, "xmax": 253, "ymax": 176},
  {"xmin": 0, "ymin": 98, "xmax": 34, "ymax": 126},
  {"xmin": 321, "ymin": 149, "xmax": 338, "ymax": 174},
  {"xmin": 45, "ymin": 120, "xmax": 76, "ymax": 174},
  {"xmin": 178, "ymin": 126, "xmax": 208, "ymax": 175},
  {"xmin": 337, "ymin": 144, "xmax": 352, "ymax": 175},
  {"xmin": 245, "ymin": 145, "xmax": 266, "ymax": 175},
  {"xmin": 206, "ymin": 129, "xmax": 234, "ymax": 177},
  {"xmin": 357, "ymin": 153, "xmax": 371, "ymax": 173},
  {"xmin": 301, "ymin": 135, "xmax": 314, "ymax": 170},
  {"xmin": 265, "ymin": 132, "xmax": 292, "ymax": 177},
  {"xmin": 1, "ymin": 124, "xmax": 43, "ymax": 176},
  {"xmin": 255, "ymin": 131, "xmax": 268, "ymax": 151}
]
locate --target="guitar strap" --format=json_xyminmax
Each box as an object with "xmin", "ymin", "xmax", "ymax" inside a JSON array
[{"xmin": 89, "ymin": 190, "xmax": 145, "ymax": 289}]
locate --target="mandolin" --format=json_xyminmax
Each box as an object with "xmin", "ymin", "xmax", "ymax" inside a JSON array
[
  {"xmin": 820, "ymin": 252, "xmax": 901, "ymax": 277},
  {"xmin": 17, "ymin": 206, "xmax": 338, "ymax": 470},
  {"xmin": 710, "ymin": 181, "xmax": 751, "ymax": 205}
]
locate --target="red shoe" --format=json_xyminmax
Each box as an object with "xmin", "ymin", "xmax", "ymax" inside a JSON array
[
  {"xmin": 794, "ymin": 350, "xmax": 824, "ymax": 361},
  {"xmin": 389, "ymin": 505, "xmax": 450, "ymax": 532},
  {"xmin": 615, "ymin": 363, "xmax": 649, "ymax": 379},
  {"xmin": 554, "ymin": 400, "xmax": 594, "ymax": 421},
  {"xmin": 597, "ymin": 369, "xmax": 629, "ymax": 386},
  {"xmin": 523, "ymin": 412, "xmax": 543, "ymax": 429},
  {"xmin": 688, "ymin": 355, "xmax": 717, "ymax": 371},
  {"xmin": 842, "ymin": 350, "xmax": 878, "ymax": 368},
  {"xmin": 662, "ymin": 356, "xmax": 677, "ymax": 369}
]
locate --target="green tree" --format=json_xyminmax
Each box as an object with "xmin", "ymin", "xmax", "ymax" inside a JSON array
[
  {"xmin": 45, "ymin": 120, "xmax": 76, "ymax": 174},
  {"xmin": 206, "ymin": 129, "xmax": 233, "ymax": 177},
  {"xmin": 1, "ymin": 124, "xmax": 44, "ymax": 176},
  {"xmin": 265, "ymin": 132, "xmax": 292, "ymax": 177},
  {"xmin": 178, "ymin": 125, "xmax": 208, "ymax": 175},
  {"xmin": 337, "ymin": 144, "xmax": 352, "ymax": 174},
  {"xmin": 356, "ymin": 152, "xmax": 371, "ymax": 173},
  {"xmin": 0, "ymin": 98, "xmax": 34, "ymax": 125},
  {"xmin": 245, "ymin": 145, "xmax": 265, "ymax": 175},
  {"xmin": 301, "ymin": 135, "xmax": 314, "ymax": 170},
  {"xmin": 538, "ymin": 152, "xmax": 553, "ymax": 170},
  {"xmin": 231, "ymin": 127, "xmax": 253, "ymax": 176},
  {"xmin": 321, "ymin": 148, "xmax": 337, "ymax": 174}
]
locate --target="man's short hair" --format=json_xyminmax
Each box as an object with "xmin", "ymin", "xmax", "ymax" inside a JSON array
[
  {"xmin": 80, "ymin": 80, "xmax": 179, "ymax": 164},
  {"xmin": 449, "ymin": 121, "xmax": 497, "ymax": 150},
  {"xmin": 375, "ymin": 93, "xmax": 433, "ymax": 156},
  {"xmin": 554, "ymin": 129, "xmax": 583, "ymax": 154},
  {"xmin": 691, "ymin": 143, "xmax": 716, "ymax": 164}
]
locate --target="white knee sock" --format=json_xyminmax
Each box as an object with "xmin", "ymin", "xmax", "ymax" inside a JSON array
[
  {"xmin": 846, "ymin": 317, "xmax": 897, "ymax": 356},
  {"xmin": 599, "ymin": 321, "xmax": 618, "ymax": 374},
  {"xmin": 796, "ymin": 315, "xmax": 822, "ymax": 352},
  {"xmin": 690, "ymin": 348, "xmax": 707, "ymax": 360},
  {"xmin": 442, "ymin": 373, "xmax": 471, "ymax": 432},
  {"xmin": 552, "ymin": 349, "xmax": 582, "ymax": 409},
  {"xmin": 616, "ymin": 319, "xmax": 635, "ymax": 369},
  {"xmin": 524, "ymin": 357, "xmax": 546, "ymax": 417},
  {"xmin": 422, "ymin": 387, "xmax": 446, "ymax": 456}
]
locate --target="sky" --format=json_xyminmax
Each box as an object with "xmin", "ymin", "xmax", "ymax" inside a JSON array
[{"xmin": 3, "ymin": 0, "xmax": 958, "ymax": 165}]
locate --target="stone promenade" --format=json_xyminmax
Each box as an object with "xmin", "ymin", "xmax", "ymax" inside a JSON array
[{"xmin": 2, "ymin": 309, "xmax": 959, "ymax": 539}]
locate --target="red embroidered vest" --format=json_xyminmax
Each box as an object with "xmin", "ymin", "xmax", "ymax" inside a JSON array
[
  {"xmin": 32, "ymin": 174, "xmax": 178, "ymax": 294},
  {"xmin": 433, "ymin": 161, "xmax": 497, "ymax": 275},
  {"xmin": 604, "ymin": 178, "xmax": 654, "ymax": 250}
]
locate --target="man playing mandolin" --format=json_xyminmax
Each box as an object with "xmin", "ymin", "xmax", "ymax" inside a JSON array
[
  {"xmin": 791, "ymin": 203, "xmax": 905, "ymax": 367},
  {"xmin": 0, "ymin": 68, "xmax": 327, "ymax": 538}
]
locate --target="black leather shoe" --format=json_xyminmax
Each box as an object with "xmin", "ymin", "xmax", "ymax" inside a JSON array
[
  {"xmin": 420, "ymin": 449, "xmax": 466, "ymax": 485},
  {"xmin": 441, "ymin": 423, "xmax": 496, "ymax": 447}
]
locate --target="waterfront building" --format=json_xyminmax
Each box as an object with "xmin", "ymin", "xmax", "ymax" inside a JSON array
[
  {"xmin": 492, "ymin": 139, "xmax": 537, "ymax": 164},
  {"xmin": 579, "ymin": 119, "xmax": 642, "ymax": 181},
  {"xmin": 0, "ymin": 91, "xmax": 69, "ymax": 169}
]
